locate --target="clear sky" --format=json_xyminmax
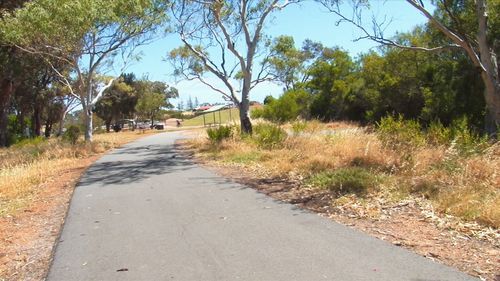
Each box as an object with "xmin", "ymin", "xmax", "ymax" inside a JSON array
[{"xmin": 118, "ymin": 1, "xmax": 433, "ymax": 107}]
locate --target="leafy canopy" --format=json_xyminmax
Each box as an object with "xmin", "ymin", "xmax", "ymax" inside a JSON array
[{"xmin": 1, "ymin": 0, "xmax": 168, "ymax": 60}]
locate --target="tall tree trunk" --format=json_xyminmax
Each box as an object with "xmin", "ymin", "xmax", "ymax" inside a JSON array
[
  {"xmin": 44, "ymin": 121, "xmax": 52, "ymax": 138},
  {"xmin": 239, "ymin": 99, "xmax": 252, "ymax": 134},
  {"xmin": 483, "ymin": 80, "xmax": 500, "ymax": 135},
  {"xmin": 0, "ymin": 79, "xmax": 14, "ymax": 146},
  {"xmin": 57, "ymin": 110, "xmax": 68, "ymax": 136},
  {"xmin": 33, "ymin": 103, "xmax": 42, "ymax": 136},
  {"xmin": 239, "ymin": 75, "xmax": 253, "ymax": 134},
  {"xmin": 84, "ymin": 76, "xmax": 95, "ymax": 142},
  {"xmin": 105, "ymin": 120, "xmax": 111, "ymax": 132},
  {"xmin": 476, "ymin": 0, "xmax": 499, "ymax": 136},
  {"xmin": 19, "ymin": 110, "xmax": 26, "ymax": 137},
  {"xmin": 83, "ymin": 106, "xmax": 93, "ymax": 142}
]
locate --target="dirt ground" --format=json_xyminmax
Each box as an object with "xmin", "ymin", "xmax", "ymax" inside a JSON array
[
  {"xmin": 0, "ymin": 156, "xmax": 99, "ymax": 281},
  {"xmin": 177, "ymin": 142, "xmax": 499, "ymax": 281}
]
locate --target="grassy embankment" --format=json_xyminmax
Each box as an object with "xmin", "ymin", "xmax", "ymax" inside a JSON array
[
  {"xmin": 180, "ymin": 107, "xmax": 272, "ymax": 127},
  {"xmin": 181, "ymin": 108, "xmax": 239, "ymax": 127},
  {"xmin": 0, "ymin": 130, "xmax": 158, "ymax": 217},
  {"xmin": 184, "ymin": 120, "xmax": 499, "ymax": 228}
]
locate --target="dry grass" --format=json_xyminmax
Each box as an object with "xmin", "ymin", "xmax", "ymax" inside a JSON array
[
  {"xmin": 0, "ymin": 130, "xmax": 158, "ymax": 217},
  {"xmin": 185, "ymin": 123, "xmax": 499, "ymax": 228}
]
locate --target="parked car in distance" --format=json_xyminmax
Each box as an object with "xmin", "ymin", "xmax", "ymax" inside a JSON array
[{"xmin": 152, "ymin": 122, "xmax": 165, "ymax": 130}]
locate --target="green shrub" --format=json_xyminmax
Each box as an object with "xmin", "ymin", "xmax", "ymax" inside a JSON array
[
  {"xmin": 291, "ymin": 120, "xmax": 307, "ymax": 135},
  {"xmin": 450, "ymin": 117, "xmax": 489, "ymax": 154},
  {"xmin": 250, "ymin": 107, "xmax": 264, "ymax": 119},
  {"xmin": 378, "ymin": 116, "xmax": 489, "ymax": 154},
  {"xmin": 376, "ymin": 115, "xmax": 425, "ymax": 148},
  {"xmin": 12, "ymin": 136, "xmax": 46, "ymax": 148},
  {"xmin": 253, "ymin": 89, "xmax": 310, "ymax": 123},
  {"xmin": 63, "ymin": 125, "xmax": 81, "ymax": 145},
  {"xmin": 426, "ymin": 120, "xmax": 452, "ymax": 145},
  {"xmin": 253, "ymin": 123, "xmax": 287, "ymax": 149},
  {"xmin": 306, "ymin": 167, "xmax": 379, "ymax": 196},
  {"xmin": 206, "ymin": 125, "xmax": 233, "ymax": 144},
  {"xmin": 10, "ymin": 136, "xmax": 48, "ymax": 159}
]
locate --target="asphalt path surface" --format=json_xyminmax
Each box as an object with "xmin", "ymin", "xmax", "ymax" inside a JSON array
[{"xmin": 47, "ymin": 132, "xmax": 477, "ymax": 281}]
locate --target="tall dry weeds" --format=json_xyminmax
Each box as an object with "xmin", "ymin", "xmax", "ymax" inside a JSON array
[
  {"xmin": 0, "ymin": 131, "xmax": 158, "ymax": 217},
  {"xmin": 186, "ymin": 123, "xmax": 499, "ymax": 228}
]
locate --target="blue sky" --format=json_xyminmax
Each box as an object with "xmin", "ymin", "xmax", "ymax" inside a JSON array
[{"xmin": 118, "ymin": 1, "xmax": 432, "ymax": 107}]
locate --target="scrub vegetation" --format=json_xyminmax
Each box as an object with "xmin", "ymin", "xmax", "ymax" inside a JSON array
[
  {"xmin": 186, "ymin": 121, "xmax": 499, "ymax": 228},
  {"xmin": 0, "ymin": 130, "xmax": 159, "ymax": 217}
]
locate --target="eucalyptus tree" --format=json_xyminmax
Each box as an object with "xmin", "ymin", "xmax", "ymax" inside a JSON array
[
  {"xmin": 169, "ymin": 0, "xmax": 300, "ymax": 134},
  {"xmin": 135, "ymin": 80, "xmax": 178, "ymax": 127},
  {"xmin": 94, "ymin": 77, "xmax": 137, "ymax": 132},
  {"xmin": 0, "ymin": 0, "xmax": 30, "ymax": 146},
  {"xmin": 320, "ymin": 0, "xmax": 500, "ymax": 135},
  {"xmin": 268, "ymin": 36, "xmax": 324, "ymax": 90},
  {"xmin": 1, "ymin": 0, "xmax": 169, "ymax": 141}
]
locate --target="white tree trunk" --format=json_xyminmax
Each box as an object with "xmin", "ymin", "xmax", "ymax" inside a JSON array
[
  {"xmin": 239, "ymin": 71, "xmax": 253, "ymax": 133},
  {"xmin": 57, "ymin": 110, "xmax": 68, "ymax": 136},
  {"xmin": 476, "ymin": 0, "xmax": 500, "ymax": 134},
  {"xmin": 81, "ymin": 78, "xmax": 112, "ymax": 142},
  {"xmin": 85, "ymin": 109, "xmax": 93, "ymax": 142}
]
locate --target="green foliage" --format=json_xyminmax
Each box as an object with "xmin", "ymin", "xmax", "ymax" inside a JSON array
[
  {"xmin": 376, "ymin": 115, "xmax": 489, "ymax": 154},
  {"xmin": 169, "ymin": 45, "xmax": 206, "ymax": 76},
  {"xmin": 263, "ymin": 95, "xmax": 275, "ymax": 105},
  {"xmin": 376, "ymin": 115, "xmax": 426, "ymax": 148},
  {"xmin": 135, "ymin": 80, "xmax": 177, "ymax": 125},
  {"xmin": 252, "ymin": 89, "xmax": 310, "ymax": 123},
  {"xmin": 94, "ymin": 76, "xmax": 138, "ymax": 130},
  {"xmin": 1, "ymin": 0, "xmax": 168, "ymax": 51},
  {"xmin": 12, "ymin": 136, "xmax": 45, "ymax": 147},
  {"xmin": 250, "ymin": 107, "xmax": 264, "ymax": 119},
  {"xmin": 268, "ymin": 36, "xmax": 324, "ymax": 90},
  {"xmin": 449, "ymin": 117, "xmax": 489, "ymax": 154},
  {"xmin": 253, "ymin": 123, "xmax": 287, "ymax": 149},
  {"xmin": 291, "ymin": 120, "xmax": 308, "ymax": 135},
  {"xmin": 62, "ymin": 125, "xmax": 80, "ymax": 145},
  {"xmin": 0, "ymin": 0, "xmax": 170, "ymax": 144},
  {"xmin": 357, "ymin": 34, "xmax": 486, "ymax": 127},
  {"xmin": 206, "ymin": 126, "xmax": 233, "ymax": 144},
  {"xmin": 275, "ymin": 28, "xmax": 488, "ymax": 131},
  {"xmin": 307, "ymin": 167, "xmax": 379, "ymax": 197},
  {"xmin": 308, "ymin": 48, "xmax": 366, "ymax": 121},
  {"xmin": 426, "ymin": 120, "xmax": 452, "ymax": 146}
]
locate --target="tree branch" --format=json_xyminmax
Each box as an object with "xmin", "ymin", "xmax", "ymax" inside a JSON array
[{"xmin": 90, "ymin": 78, "xmax": 115, "ymax": 106}]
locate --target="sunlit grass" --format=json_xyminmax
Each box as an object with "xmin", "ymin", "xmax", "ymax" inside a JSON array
[
  {"xmin": 0, "ymin": 130, "xmax": 158, "ymax": 217},
  {"xmin": 184, "ymin": 122, "xmax": 499, "ymax": 228},
  {"xmin": 182, "ymin": 108, "xmax": 240, "ymax": 127}
]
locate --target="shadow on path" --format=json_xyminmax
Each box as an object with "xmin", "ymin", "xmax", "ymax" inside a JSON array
[{"xmin": 78, "ymin": 143, "xmax": 193, "ymax": 187}]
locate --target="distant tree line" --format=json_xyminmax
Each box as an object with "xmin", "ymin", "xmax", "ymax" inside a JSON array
[
  {"xmin": 94, "ymin": 73, "xmax": 178, "ymax": 132},
  {"xmin": 0, "ymin": 0, "xmax": 169, "ymax": 145},
  {"xmin": 254, "ymin": 12, "xmax": 495, "ymax": 133},
  {"xmin": 1, "ymin": 0, "xmax": 498, "ymax": 144}
]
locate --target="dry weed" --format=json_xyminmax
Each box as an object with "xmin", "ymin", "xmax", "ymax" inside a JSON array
[
  {"xmin": 0, "ymin": 130, "xmax": 159, "ymax": 217},
  {"xmin": 186, "ymin": 122, "xmax": 499, "ymax": 228}
]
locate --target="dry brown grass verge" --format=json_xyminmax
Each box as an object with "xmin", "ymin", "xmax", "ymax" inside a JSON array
[
  {"xmin": 179, "ymin": 125, "xmax": 499, "ymax": 281},
  {"xmin": 0, "ymin": 130, "xmax": 159, "ymax": 281}
]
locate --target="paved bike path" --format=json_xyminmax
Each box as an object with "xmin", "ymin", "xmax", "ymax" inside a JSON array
[{"xmin": 47, "ymin": 132, "xmax": 476, "ymax": 281}]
